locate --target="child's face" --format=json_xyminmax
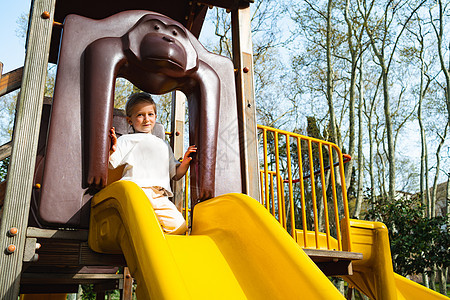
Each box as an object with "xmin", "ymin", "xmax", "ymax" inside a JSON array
[{"xmin": 127, "ymin": 102, "xmax": 157, "ymax": 134}]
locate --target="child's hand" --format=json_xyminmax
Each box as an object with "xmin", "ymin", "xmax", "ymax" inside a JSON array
[
  {"xmin": 183, "ymin": 145, "xmax": 197, "ymax": 163},
  {"xmin": 174, "ymin": 145, "xmax": 197, "ymax": 181},
  {"xmin": 110, "ymin": 127, "xmax": 117, "ymax": 155}
]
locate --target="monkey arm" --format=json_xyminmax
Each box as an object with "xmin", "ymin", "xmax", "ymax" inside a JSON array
[
  {"xmin": 188, "ymin": 61, "xmax": 220, "ymax": 202},
  {"xmin": 84, "ymin": 37, "xmax": 127, "ymax": 188}
]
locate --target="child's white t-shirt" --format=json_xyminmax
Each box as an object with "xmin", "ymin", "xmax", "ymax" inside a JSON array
[{"xmin": 109, "ymin": 133, "xmax": 180, "ymax": 196}]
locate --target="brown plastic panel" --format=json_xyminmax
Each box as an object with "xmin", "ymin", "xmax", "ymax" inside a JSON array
[{"xmin": 37, "ymin": 11, "xmax": 242, "ymax": 228}]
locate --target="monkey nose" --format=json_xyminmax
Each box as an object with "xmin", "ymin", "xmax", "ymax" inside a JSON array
[{"xmin": 162, "ymin": 36, "xmax": 174, "ymax": 43}]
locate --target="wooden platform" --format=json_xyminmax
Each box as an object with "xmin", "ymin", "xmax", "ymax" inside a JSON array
[{"xmin": 23, "ymin": 227, "xmax": 363, "ymax": 280}]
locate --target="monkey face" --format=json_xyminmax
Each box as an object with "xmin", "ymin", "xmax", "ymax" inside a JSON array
[
  {"xmin": 139, "ymin": 30, "xmax": 187, "ymax": 75},
  {"xmin": 123, "ymin": 15, "xmax": 199, "ymax": 78}
]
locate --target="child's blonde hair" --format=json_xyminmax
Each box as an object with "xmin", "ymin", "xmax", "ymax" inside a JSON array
[{"xmin": 125, "ymin": 92, "xmax": 157, "ymax": 117}]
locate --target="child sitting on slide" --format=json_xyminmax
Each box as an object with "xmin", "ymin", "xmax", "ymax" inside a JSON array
[{"xmin": 109, "ymin": 92, "xmax": 196, "ymax": 234}]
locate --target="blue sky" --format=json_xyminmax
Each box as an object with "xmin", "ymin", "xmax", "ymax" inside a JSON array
[{"xmin": 0, "ymin": 1, "xmax": 31, "ymax": 73}]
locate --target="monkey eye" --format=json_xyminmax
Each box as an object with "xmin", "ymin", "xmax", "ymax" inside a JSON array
[
  {"xmin": 172, "ymin": 30, "xmax": 178, "ymax": 36},
  {"xmin": 154, "ymin": 25, "xmax": 160, "ymax": 30}
]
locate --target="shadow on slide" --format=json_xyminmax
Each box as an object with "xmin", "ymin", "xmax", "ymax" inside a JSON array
[
  {"xmin": 88, "ymin": 181, "xmax": 345, "ymax": 299},
  {"xmin": 341, "ymin": 219, "xmax": 449, "ymax": 300}
]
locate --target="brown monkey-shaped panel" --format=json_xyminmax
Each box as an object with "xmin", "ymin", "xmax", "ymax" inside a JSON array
[
  {"xmin": 83, "ymin": 14, "xmax": 219, "ymax": 201},
  {"xmin": 36, "ymin": 11, "xmax": 242, "ymax": 228}
]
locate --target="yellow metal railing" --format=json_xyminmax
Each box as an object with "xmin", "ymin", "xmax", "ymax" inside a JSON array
[
  {"xmin": 257, "ymin": 124, "xmax": 352, "ymax": 252},
  {"xmin": 177, "ymin": 125, "xmax": 352, "ymax": 251}
]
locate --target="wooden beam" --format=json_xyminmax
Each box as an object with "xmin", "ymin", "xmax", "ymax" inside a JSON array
[
  {"xmin": 0, "ymin": 141, "xmax": 12, "ymax": 161},
  {"xmin": 0, "ymin": 67, "xmax": 23, "ymax": 97},
  {"xmin": 170, "ymin": 91, "xmax": 187, "ymax": 213},
  {"xmin": 231, "ymin": 7, "xmax": 260, "ymax": 202},
  {"xmin": 0, "ymin": 0, "xmax": 56, "ymax": 298},
  {"xmin": 21, "ymin": 273, "xmax": 123, "ymax": 284},
  {"xmin": 302, "ymin": 248, "xmax": 363, "ymax": 262},
  {"xmin": 23, "ymin": 238, "xmax": 38, "ymax": 262},
  {"xmin": 26, "ymin": 227, "xmax": 88, "ymax": 241}
]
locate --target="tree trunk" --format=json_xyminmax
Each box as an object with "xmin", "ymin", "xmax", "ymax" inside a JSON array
[
  {"xmin": 447, "ymin": 175, "xmax": 450, "ymax": 225},
  {"xmin": 424, "ymin": 272, "xmax": 430, "ymax": 289},
  {"xmin": 365, "ymin": 88, "xmax": 377, "ymax": 209},
  {"xmin": 417, "ymin": 44, "xmax": 428, "ymax": 213},
  {"xmin": 431, "ymin": 125, "xmax": 448, "ymax": 218},
  {"xmin": 368, "ymin": 120, "xmax": 375, "ymax": 208},
  {"xmin": 378, "ymin": 152, "xmax": 388, "ymax": 202},
  {"xmin": 417, "ymin": 38, "xmax": 430, "ymax": 217},
  {"xmin": 326, "ymin": 0, "xmax": 339, "ymax": 147},
  {"xmin": 364, "ymin": 22, "xmax": 396, "ymax": 202},
  {"xmin": 438, "ymin": 266, "xmax": 448, "ymax": 295},
  {"xmin": 325, "ymin": 0, "xmax": 345, "ymax": 216},
  {"xmin": 430, "ymin": 264, "xmax": 437, "ymax": 291},
  {"xmin": 344, "ymin": 0, "xmax": 357, "ymax": 195},
  {"xmin": 434, "ymin": 0, "xmax": 450, "ymax": 137},
  {"xmin": 76, "ymin": 285, "xmax": 82, "ymax": 300},
  {"xmin": 354, "ymin": 52, "xmax": 364, "ymax": 219},
  {"xmin": 361, "ymin": 2, "xmax": 396, "ymax": 202},
  {"xmin": 381, "ymin": 67, "xmax": 396, "ymax": 201}
]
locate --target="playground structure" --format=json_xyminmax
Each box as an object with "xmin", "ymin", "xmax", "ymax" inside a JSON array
[{"xmin": 0, "ymin": 0, "xmax": 448, "ymax": 299}]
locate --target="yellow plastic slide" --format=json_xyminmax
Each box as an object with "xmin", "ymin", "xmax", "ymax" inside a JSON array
[
  {"xmin": 89, "ymin": 181, "xmax": 345, "ymax": 299},
  {"xmin": 341, "ymin": 219, "xmax": 448, "ymax": 300}
]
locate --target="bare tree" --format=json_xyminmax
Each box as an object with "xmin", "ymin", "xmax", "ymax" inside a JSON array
[
  {"xmin": 207, "ymin": 2, "xmax": 294, "ymax": 129},
  {"xmin": 357, "ymin": 0, "xmax": 426, "ymax": 201},
  {"xmin": 343, "ymin": 0, "xmax": 367, "ymax": 217},
  {"xmin": 354, "ymin": 47, "xmax": 365, "ymax": 218},
  {"xmin": 325, "ymin": 0, "xmax": 340, "ymax": 147},
  {"xmin": 413, "ymin": 21, "xmax": 433, "ymax": 216}
]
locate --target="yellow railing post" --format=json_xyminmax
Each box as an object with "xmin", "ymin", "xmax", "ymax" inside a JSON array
[
  {"xmin": 285, "ymin": 134, "xmax": 296, "ymax": 238},
  {"xmin": 318, "ymin": 143, "xmax": 332, "ymax": 250},
  {"xmin": 262, "ymin": 129, "xmax": 270, "ymax": 210},
  {"xmin": 296, "ymin": 136, "xmax": 308, "ymax": 247},
  {"xmin": 307, "ymin": 140, "xmax": 320, "ymax": 249},
  {"xmin": 334, "ymin": 145, "xmax": 352, "ymax": 251},
  {"xmin": 328, "ymin": 145, "xmax": 342, "ymax": 251},
  {"xmin": 274, "ymin": 132, "xmax": 284, "ymax": 228}
]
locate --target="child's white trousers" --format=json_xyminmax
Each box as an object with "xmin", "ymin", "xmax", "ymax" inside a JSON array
[{"xmin": 143, "ymin": 187, "xmax": 187, "ymax": 235}]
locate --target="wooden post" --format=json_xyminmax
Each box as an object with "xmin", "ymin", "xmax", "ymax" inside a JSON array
[
  {"xmin": 231, "ymin": 7, "xmax": 260, "ymax": 202},
  {"xmin": 121, "ymin": 267, "xmax": 133, "ymax": 300},
  {"xmin": 0, "ymin": 0, "xmax": 56, "ymax": 298},
  {"xmin": 170, "ymin": 90, "xmax": 186, "ymax": 212}
]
